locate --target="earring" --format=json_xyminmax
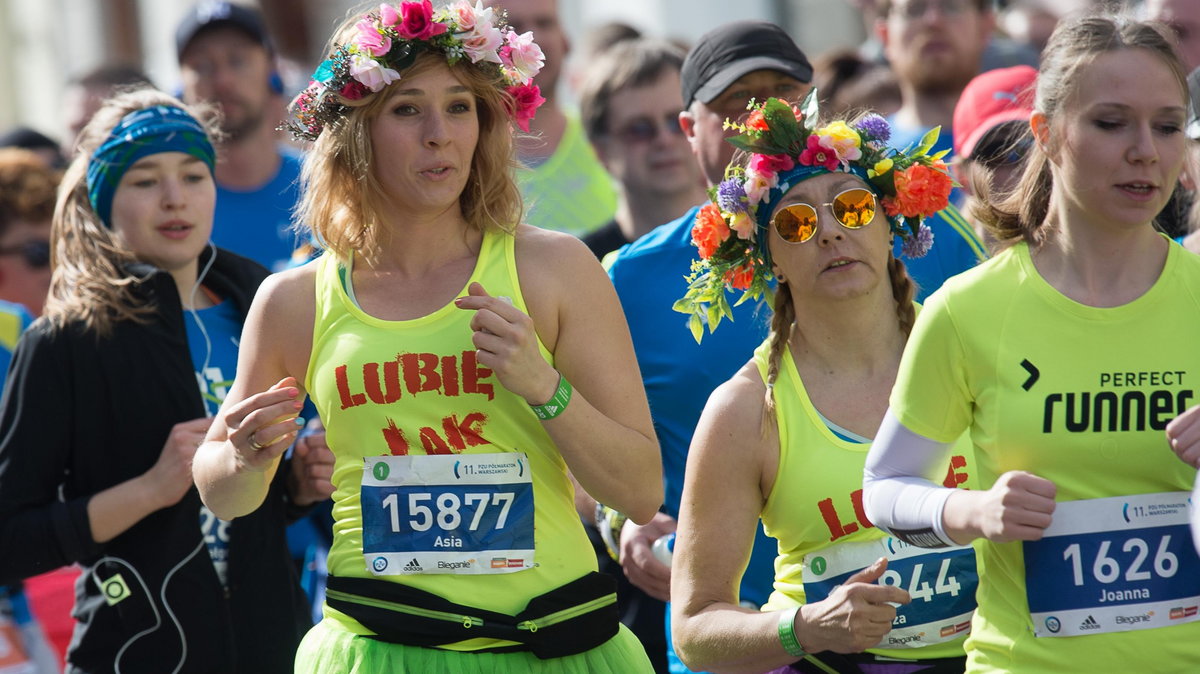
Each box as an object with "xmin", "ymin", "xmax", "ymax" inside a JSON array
[{"xmin": 774, "ymin": 269, "xmax": 787, "ymax": 283}]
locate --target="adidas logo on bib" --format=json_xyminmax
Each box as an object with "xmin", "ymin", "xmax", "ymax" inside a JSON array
[
  {"xmin": 1079, "ymin": 615, "xmax": 1101, "ymax": 631},
  {"xmin": 404, "ymin": 558, "xmax": 422, "ymax": 572}
]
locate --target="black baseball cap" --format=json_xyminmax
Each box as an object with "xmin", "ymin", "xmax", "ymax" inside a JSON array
[
  {"xmin": 681, "ymin": 21, "xmax": 813, "ymax": 108},
  {"xmin": 175, "ymin": 1, "xmax": 271, "ymax": 62},
  {"xmin": 1188, "ymin": 66, "xmax": 1200, "ymax": 141}
]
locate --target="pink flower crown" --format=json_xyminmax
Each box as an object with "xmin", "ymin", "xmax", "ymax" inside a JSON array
[
  {"xmin": 674, "ymin": 93, "xmax": 955, "ymax": 342},
  {"xmin": 282, "ymin": 1, "xmax": 546, "ymax": 141}
]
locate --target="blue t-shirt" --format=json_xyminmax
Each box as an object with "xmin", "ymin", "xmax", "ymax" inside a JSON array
[
  {"xmin": 184, "ymin": 300, "xmax": 242, "ymax": 418},
  {"xmin": 886, "ymin": 119, "xmax": 987, "ymax": 300},
  {"xmin": 184, "ymin": 298, "xmax": 242, "ymax": 587},
  {"xmin": 607, "ymin": 205, "xmax": 777, "ymax": 608},
  {"xmin": 212, "ymin": 147, "xmax": 304, "ymax": 272}
]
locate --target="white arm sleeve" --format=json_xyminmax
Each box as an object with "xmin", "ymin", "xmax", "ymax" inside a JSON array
[
  {"xmin": 1192, "ymin": 470, "xmax": 1200, "ymax": 557},
  {"xmin": 863, "ymin": 409, "xmax": 958, "ymax": 548}
]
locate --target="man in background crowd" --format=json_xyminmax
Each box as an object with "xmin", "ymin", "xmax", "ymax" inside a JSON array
[
  {"xmin": 578, "ymin": 39, "xmax": 705, "ymax": 260},
  {"xmin": 489, "ymin": 0, "xmax": 619, "ymax": 237},
  {"xmin": 176, "ymin": 0, "xmax": 302, "ymax": 271},
  {"xmin": 877, "ymin": 0, "xmax": 992, "ymax": 297}
]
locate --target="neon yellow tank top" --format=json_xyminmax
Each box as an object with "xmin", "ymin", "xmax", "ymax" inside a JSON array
[
  {"xmin": 517, "ymin": 114, "xmax": 617, "ymax": 236},
  {"xmin": 305, "ymin": 229, "xmax": 595, "ymax": 643},
  {"xmin": 756, "ymin": 338, "xmax": 976, "ymax": 660}
]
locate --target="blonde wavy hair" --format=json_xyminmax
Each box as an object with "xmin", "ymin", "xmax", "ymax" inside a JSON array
[
  {"xmin": 294, "ymin": 12, "xmax": 525, "ymax": 267},
  {"xmin": 44, "ymin": 88, "xmax": 220, "ymax": 337}
]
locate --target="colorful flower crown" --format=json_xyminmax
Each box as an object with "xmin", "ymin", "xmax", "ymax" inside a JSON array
[
  {"xmin": 282, "ymin": 0, "xmax": 546, "ymax": 141},
  {"xmin": 673, "ymin": 92, "xmax": 954, "ymax": 342}
]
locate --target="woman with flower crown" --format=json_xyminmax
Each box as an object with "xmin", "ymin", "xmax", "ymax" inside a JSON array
[
  {"xmin": 669, "ymin": 93, "xmax": 976, "ymax": 674},
  {"xmin": 862, "ymin": 15, "xmax": 1200, "ymax": 674},
  {"xmin": 191, "ymin": 2, "xmax": 660, "ymax": 672}
]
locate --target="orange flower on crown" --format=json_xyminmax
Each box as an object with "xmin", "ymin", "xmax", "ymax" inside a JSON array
[
  {"xmin": 883, "ymin": 163, "xmax": 954, "ymax": 219},
  {"xmin": 692, "ymin": 203, "xmax": 731, "ymax": 259},
  {"xmin": 724, "ymin": 261, "xmax": 755, "ymax": 290},
  {"xmin": 746, "ymin": 109, "xmax": 769, "ymax": 131}
]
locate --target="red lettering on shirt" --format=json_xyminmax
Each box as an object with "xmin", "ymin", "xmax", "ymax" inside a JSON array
[
  {"xmin": 441, "ymin": 355, "xmax": 460, "ymax": 396},
  {"xmin": 336, "ymin": 364, "xmax": 367, "ymax": 410},
  {"xmin": 401, "ymin": 353, "xmax": 442, "ymax": 395},
  {"xmin": 382, "ymin": 417, "xmax": 410, "ymax": 455},
  {"xmin": 420, "ymin": 426, "xmax": 453, "ymax": 454},
  {"xmin": 942, "ymin": 455, "xmax": 969, "ymax": 488},
  {"xmin": 442, "ymin": 412, "xmax": 489, "ymax": 451},
  {"xmin": 364, "ymin": 360, "xmax": 402, "ymax": 405},
  {"xmin": 462, "ymin": 351, "xmax": 494, "ymax": 401}
]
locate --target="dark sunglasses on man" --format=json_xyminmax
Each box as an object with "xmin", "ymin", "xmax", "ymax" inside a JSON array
[
  {"xmin": 612, "ymin": 112, "xmax": 686, "ymax": 144},
  {"xmin": 0, "ymin": 239, "xmax": 50, "ymax": 268}
]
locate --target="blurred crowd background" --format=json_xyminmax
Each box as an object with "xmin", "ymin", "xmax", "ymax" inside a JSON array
[{"xmin": 0, "ymin": 0, "xmax": 1105, "ymax": 145}]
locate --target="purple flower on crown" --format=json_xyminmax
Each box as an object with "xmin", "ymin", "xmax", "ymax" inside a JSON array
[
  {"xmin": 901, "ymin": 223, "xmax": 934, "ymax": 258},
  {"xmin": 717, "ymin": 178, "xmax": 748, "ymax": 214},
  {"xmin": 854, "ymin": 114, "xmax": 891, "ymax": 145}
]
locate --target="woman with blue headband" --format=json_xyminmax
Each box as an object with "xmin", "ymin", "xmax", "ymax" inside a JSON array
[
  {"xmin": 192, "ymin": 3, "xmax": 660, "ymax": 673},
  {"xmin": 0, "ymin": 88, "xmax": 325, "ymax": 672},
  {"xmin": 669, "ymin": 94, "xmax": 977, "ymax": 673}
]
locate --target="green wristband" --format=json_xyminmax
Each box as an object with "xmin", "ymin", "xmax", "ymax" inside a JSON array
[
  {"xmin": 777, "ymin": 606, "xmax": 807, "ymax": 658},
  {"xmin": 529, "ymin": 372, "xmax": 572, "ymax": 420}
]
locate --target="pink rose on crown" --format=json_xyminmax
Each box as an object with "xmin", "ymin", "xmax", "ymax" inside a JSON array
[
  {"xmin": 397, "ymin": 0, "xmax": 448, "ymax": 40},
  {"xmin": 355, "ymin": 19, "xmax": 392, "ymax": 56},
  {"xmin": 449, "ymin": 0, "xmax": 480, "ymax": 31},
  {"xmin": 462, "ymin": 27, "xmax": 504, "ymax": 63},
  {"xmin": 500, "ymin": 29, "xmax": 545, "ymax": 84},
  {"xmin": 507, "ymin": 83, "xmax": 545, "ymax": 132},
  {"xmin": 749, "ymin": 153, "xmax": 795, "ymax": 176},
  {"xmin": 379, "ymin": 3, "xmax": 402, "ymax": 27},
  {"xmin": 456, "ymin": 2, "xmax": 503, "ymax": 64},
  {"xmin": 350, "ymin": 53, "xmax": 401, "ymax": 92},
  {"xmin": 744, "ymin": 167, "xmax": 778, "ymax": 205}
]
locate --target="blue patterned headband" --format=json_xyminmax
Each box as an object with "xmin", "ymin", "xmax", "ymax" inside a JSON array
[{"xmin": 86, "ymin": 105, "xmax": 216, "ymax": 228}]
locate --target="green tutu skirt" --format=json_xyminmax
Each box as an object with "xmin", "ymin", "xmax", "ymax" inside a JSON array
[{"xmin": 294, "ymin": 618, "xmax": 654, "ymax": 673}]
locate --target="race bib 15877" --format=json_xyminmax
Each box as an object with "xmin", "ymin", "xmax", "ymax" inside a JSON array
[{"xmin": 360, "ymin": 453, "xmax": 535, "ymax": 576}]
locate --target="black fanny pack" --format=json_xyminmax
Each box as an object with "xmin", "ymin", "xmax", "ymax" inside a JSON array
[{"xmin": 324, "ymin": 571, "xmax": 619, "ymax": 659}]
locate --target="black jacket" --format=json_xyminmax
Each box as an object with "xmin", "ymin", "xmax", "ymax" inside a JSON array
[{"xmin": 0, "ymin": 247, "xmax": 310, "ymax": 673}]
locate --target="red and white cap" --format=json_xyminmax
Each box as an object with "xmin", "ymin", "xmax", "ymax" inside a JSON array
[{"xmin": 952, "ymin": 65, "xmax": 1038, "ymax": 159}]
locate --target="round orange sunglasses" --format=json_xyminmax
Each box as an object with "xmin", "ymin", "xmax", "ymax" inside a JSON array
[{"xmin": 771, "ymin": 188, "xmax": 878, "ymax": 244}]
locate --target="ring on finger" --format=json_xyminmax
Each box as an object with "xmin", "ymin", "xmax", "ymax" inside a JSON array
[{"xmin": 248, "ymin": 432, "xmax": 268, "ymax": 452}]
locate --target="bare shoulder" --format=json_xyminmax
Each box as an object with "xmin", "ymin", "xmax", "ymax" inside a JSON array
[
  {"xmin": 512, "ymin": 225, "xmax": 613, "ymax": 350},
  {"xmin": 513, "ymin": 224, "xmax": 597, "ymax": 272},
  {"xmin": 245, "ymin": 261, "xmax": 319, "ymax": 381},
  {"xmin": 254, "ymin": 262, "xmax": 318, "ymax": 320},
  {"xmin": 701, "ymin": 361, "xmax": 770, "ymax": 440}
]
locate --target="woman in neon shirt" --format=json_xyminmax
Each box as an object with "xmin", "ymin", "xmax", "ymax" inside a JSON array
[
  {"xmin": 192, "ymin": 3, "xmax": 661, "ymax": 672},
  {"xmin": 864, "ymin": 15, "xmax": 1200, "ymax": 673},
  {"xmin": 670, "ymin": 93, "xmax": 976, "ymax": 673}
]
